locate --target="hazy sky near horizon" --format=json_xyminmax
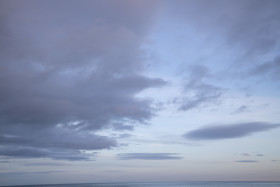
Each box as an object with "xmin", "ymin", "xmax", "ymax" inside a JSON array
[{"xmin": 1, "ymin": 0, "xmax": 280, "ymax": 185}]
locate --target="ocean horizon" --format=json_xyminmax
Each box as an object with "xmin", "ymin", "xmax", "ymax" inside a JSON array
[{"xmin": 2, "ymin": 181, "xmax": 280, "ymax": 187}]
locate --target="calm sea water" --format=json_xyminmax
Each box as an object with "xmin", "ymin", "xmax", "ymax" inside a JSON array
[{"xmin": 6, "ymin": 182, "xmax": 280, "ymax": 187}]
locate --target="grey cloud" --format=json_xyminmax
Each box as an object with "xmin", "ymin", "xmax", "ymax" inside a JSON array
[
  {"xmin": 0, "ymin": 146, "xmax": 96, "ymax": 161},
  {"xmin": 232, "ymin": 105, "xmax": 248, "ymax": 114},
  {"xmin": 165, "ymin": 0, "xmax": 280, "ymax": 84},
  {"xmin": 178, "ymin": 65, "xmax": 223, "ymax": 111},
  {"xmin": 0, "ymin": 0, "xmax": 164, "ymax": 160},
  {"xmin": 0, "ymin": 171, "xmax": 63, "ymax": 176},
  {"xmin": 250, "ymin": 56, "xmax": 280, "ymax": 78},
  {"xmin": 235, "ymin": 160, "xmax": 258, "ymax": 163},
  {"xmin": 167, "ymin": 0, "xmax": 280, "ymax": 57},
  {"xmin": 0, "ymin": 161, "xmax": 9, "ymax": 163},
  {"xmin": 183, "ymin": 122, "xmax": 280, "ymax": 140},
  {"xmin": 24, "ymin": 162, "xmax": 69, "ymax": 166},
  {"xmin": 0, "ymin": 127, "xmax": 116, "ymax": 150},
  {"xmin": 117, "ymin": 153, "xmax": 183, "ymax": 160},
  {"xmin": 257, "ymin": 154, "xmax": 264, "ymax": 157},
  {"xmin": 111, "ymin": 123, "xmax": 134, "ymax": 131},
  {"xmin": 0, "ymin": 147, "xmax": 49, "ymax": 158}
]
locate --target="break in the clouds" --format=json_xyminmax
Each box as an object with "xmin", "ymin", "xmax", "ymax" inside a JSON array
[
  {"xmin": 0, "ymin": 0, "xmax": 165, "ymax": 160},
  {"xmin": 184, "ymin": 122, "xmax": 280, "ymax": 140},
  {"xmin": 117, "ymin": 153, "xmax": 183, "ymax": 160}
]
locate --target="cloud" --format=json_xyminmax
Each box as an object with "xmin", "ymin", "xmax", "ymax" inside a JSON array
[
  {"xmin": 167, "ymin": 0, "xmax": 280, "ymax": 57},
  {"xmin": 24, "ymin": 162, "xmax": 69, "ymax": 166},
  {"xmin": 177, "ymin": 65, "xmax": 224, "ymax": 111},
  {"xmin": 232, "ymin": 105, "xmax": 249, "ymax": 114},
  {"xmin": 256, "ymin": 154, "xmax": 264, "ymax": 157},
  {"xmin": 235, "ymin": 160, "xmax": 258, "ymax": 163},
  {"xmin": 0, "ymin": 146, "xmax": 97, "ymax": 161},
  {"xmin": 250, "ymin": 56, "xmax": 280, "ymax": 79},
  {"xmin": 0, "ymin": 0, "xmax": 165, "ymax": 160},
  {"xmin": 117, "ymin": 153, "xmax": 183, "ymax": 160},
  {"xmin": 164, "ymin": 0, "xmax": 280, "ymax": 85},
  {"xmin": 0, "ymin": 171, "xmax": 63, "ymax": 176},
  {"xmin": 241, "ymin": 153, "xmax": 250, "ymax": 156},
  {"xmin": 183, "ymin": 122, "xmax": 280, "ymax": 140}
]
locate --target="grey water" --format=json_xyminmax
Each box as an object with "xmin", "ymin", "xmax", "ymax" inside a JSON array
[{"xmin": 5, "ymin": 182, "xmax": 280, "ymax": 187}]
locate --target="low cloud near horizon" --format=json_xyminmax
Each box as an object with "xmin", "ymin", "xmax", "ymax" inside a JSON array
[
  {"xmin": 0, "ymin": 2, "xmax": 280, "ymax": 184},
  {"xmin": 183, "ymin": 122, "xmax": 280, "ymax": 140},
  {"xmin": 117, "ymin": 153, "xmax": 183, "ymax": 160}
]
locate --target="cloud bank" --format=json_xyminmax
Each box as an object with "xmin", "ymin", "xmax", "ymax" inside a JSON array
[
  {"xmin": 0, "ymin": 0, "xmax": 164, "ymax": 160},
  {"xmin": 184, "ymin": 122, "xmax": 280, "ymax": 140},
  {"xmin": 235, "ymin": 160, "xmax": 258, "ymax": 163}
]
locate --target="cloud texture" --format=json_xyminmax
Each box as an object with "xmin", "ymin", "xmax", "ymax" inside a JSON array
[
  {"xmin": 117, "ymin": 153, "xmax": 183, "ymax": 160},
  {"xmin": 184, "ymin": 122, "xmax": 280, "ymax": 140},
  {"xmin": 0, "ymin": 0, "xmax": 164, "ymax": 160}
]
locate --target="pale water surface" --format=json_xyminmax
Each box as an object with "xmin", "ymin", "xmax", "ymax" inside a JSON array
[{"xmin": 6, "ymin": 182, "xmax": 280, "ymax": 187}]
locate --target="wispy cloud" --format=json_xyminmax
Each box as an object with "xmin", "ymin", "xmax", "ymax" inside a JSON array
[
  {"xmin": 183, "ymin": 122, "xmax": 280, "ymax": 140},
  {"xmin": 235, "ymin": 160, "xmax": 258, "ymax": 163},
  {"xmin": 177, "ymin": 65, "xmax": 224, "ymax": 111},
  {"xmin": 117, "ymin": 153, "xmax": 183, "ymax": 160},
  {"xmin": 250, "ymin": 56, "xmax": 280, "ymax": 79},
  {"xmin": 232, "ymin": 105, "xmax": 249, "ymax": 114},
  {"xmin": 0, "ymin": 171, "xmax": 63, "ymax": 176}
]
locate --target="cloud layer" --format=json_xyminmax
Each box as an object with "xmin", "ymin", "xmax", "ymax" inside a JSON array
[
  {"xmin": 178, "ymin": 65, "xmax": 223, "ymax": 111},
  {"xmin": 117, "ymin": 153, "xmax": 183, "ymax": 160},
  {"xmin": 0, "ymin": 0, "xmax": 164, "ymax": 160},
  {"xmin": 184, "ymin": 122, "xmax": 280, "ymax": 140}
]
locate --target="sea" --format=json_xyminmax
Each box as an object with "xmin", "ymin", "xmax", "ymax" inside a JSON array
[{"xmin": 4, "ymin": 182, "xmax": 280, "ymax": 187}]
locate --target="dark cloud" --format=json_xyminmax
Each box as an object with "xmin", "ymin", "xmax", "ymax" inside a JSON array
[
  {"xmin": 0, "ymin": 146, "xmax": 97, "ymax": 161},
  {"xmin": 117, "ymin": 153, "xmax": 183, "ymax": 160},
  {"xmin": 111, "ymin": 123, "xmax": 134, "ymax": 131},
  {"xmin": 0, "ymin": 0, "xmax": 165, "ymax": 160},
  {"xmin": 183, "ymin": 122, "xmax": 280, "ymax": 140},
  {"xmin": 235, "ymin": 160, "xmax": 258, "ymax": 163},
  {"xmin": 177, "ymin": 65, "xmax": 223, "ymax": 111},
  {"xmin": 256, "ymin": 154, "xmax": 264, "ymax": 157},
  {"xmin": 0, "ymin": 161, "xmax": 9, "ymax": 163}
]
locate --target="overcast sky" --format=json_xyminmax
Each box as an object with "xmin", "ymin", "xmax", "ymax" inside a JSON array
[{"xmin": 1, "ymin": 0, "xmax": 280, "ymax": 186}]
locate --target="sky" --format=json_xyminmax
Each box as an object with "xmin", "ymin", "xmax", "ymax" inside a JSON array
[{"xmin": 0, "ymin": 0, "xmax": 280, "ymax": 185}]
